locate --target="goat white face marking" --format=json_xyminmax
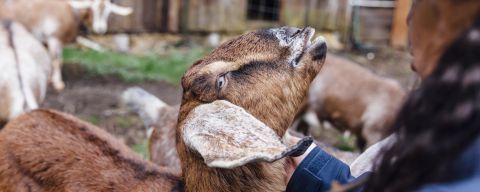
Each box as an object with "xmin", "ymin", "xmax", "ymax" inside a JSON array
[
  {"xmin": 91, "ymin": 0, "xmax": 108, "ymax": 34},
  {"xmin": 203, "ymin": 61, "xmax": 234, "ymax": 74},
  {"xmin": 270, "ymin": 28, "xmax": 290, "ymax": 47},
  {"xmin": 201, "ymin": 53, "xmax": 276, "ymax": 75},
  {"xmin": 270, "ymin": 27, "xmax": 316, "ymax": 66},
  {"xmin": 88, "ymin": 0, "xmax": 132, "ymax": 34}
]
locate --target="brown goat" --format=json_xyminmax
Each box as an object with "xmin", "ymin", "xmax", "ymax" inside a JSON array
[
  {"xmin": 304, "ymin": 54, "xmax": 405, "ymax": 149},
  {"xmin": 0, "ymin": 109, "xmax": 182, "ymax": 191},
  {"xmin": 127, "ymin": 27, "xmax": 327, "ymax": 191},
  {"xmin": 176, "ymin": 27, "xmax": 327, "ymax": 192},
  {"xmin": 0, "ymin": 27, "xmax": 326, "ymax": 191}
]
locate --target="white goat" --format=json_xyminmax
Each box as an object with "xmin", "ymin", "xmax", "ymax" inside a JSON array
[
  {"xmin": 0, "ymin": 0, "xmax": 132, "ymax": 90},
  {"xmin": 0, "ymin": 20, "xmax": 51, "ymax": 126}
]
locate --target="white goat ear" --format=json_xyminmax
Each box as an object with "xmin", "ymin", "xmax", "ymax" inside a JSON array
[
  {"xmin": 68, "ymin": 0, "xmax": 93, "ymax": 9},
  {"xmin": 108, "ymin": 3, "xmax": 133, "ymax": 16},
  {"xmin": 182, "ymin": 100, "xmax": 313, "ymax": 169}
]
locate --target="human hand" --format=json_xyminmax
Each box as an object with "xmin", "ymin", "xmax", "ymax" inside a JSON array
[{"xmin": 284, "ymin": 131, "xmax": 316, "ymax": 184}]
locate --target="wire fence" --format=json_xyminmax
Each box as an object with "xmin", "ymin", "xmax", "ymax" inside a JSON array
[{"xmin": 247, "ymin": 0, "xmax": 280, "ymax": 21}]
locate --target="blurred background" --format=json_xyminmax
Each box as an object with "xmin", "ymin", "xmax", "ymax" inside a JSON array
[{"xmin": 2, "ymin": 0, "xmax": 414, "ymax": 158}]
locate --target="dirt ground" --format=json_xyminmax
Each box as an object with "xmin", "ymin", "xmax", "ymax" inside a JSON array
[{"xmin": 42, "ymin": 64, "xmax": 182, "ymax": 147}]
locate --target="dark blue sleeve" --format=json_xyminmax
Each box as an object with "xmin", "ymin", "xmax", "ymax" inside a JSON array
[
  {"xmin": 286, "ymin": 146, "xmax": 357, "ymax": 192},
  {"xmin": 418, "ymin": 177, "xmax": 480, "ymax": 192}
]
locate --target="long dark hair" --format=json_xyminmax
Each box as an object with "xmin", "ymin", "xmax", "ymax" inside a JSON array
[{"xmin": 365, "ymin": 17, "xmax": 480, "ymax": 192}]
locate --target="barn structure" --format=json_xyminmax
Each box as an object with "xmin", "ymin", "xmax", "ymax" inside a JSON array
[{"xmin": 108, "ymin": 0, "xmax": 410, "ymax": 47}]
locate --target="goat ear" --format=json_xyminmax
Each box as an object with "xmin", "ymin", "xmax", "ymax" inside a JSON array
[
  {"xmin": 68, "ymin": 0, "xmax": 93, "ymax": 9},
  {"xmin": 182, "ymin": 100, "xmax": 313, "ymax": 169},
  {"xmin": 108, "ymin": 3, "xmax": 133, "ymax": 16}
]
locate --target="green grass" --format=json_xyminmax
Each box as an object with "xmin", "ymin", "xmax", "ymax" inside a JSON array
[
  {"xmin": 132, "ymin": 139, "xmax": 149, "ymax": 160},
  {"xmin": 62, "ymin": 47, "xmax": 210, "ymax": 84},
  {"xmin": 334, "ymin": 135, "xmax": 358, "ymax": 152},
  {"xmin": 86, "ymin": 115, "xmax": 100, "ymax": 125},
  {"xmin": 115, "ymin": 116, "xmax": 136, "ymax": 129}
]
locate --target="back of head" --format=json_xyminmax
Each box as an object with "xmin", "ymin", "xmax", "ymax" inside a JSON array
[
  {"xmin": 366, "ymin": 15, "xmax": 480, "ymax": 192},
  {"xmin": 409, "ymin": 0, "xmax": 480, "ymax": 78}
]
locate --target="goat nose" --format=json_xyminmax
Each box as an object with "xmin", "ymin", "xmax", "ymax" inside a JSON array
[
  {"xmin": 311, "ymin": 39, "xmax": 327, "ymax": 61},
  {"xmin": 316, "ymin": 42, "xmax": 327, "ymax": 58}
]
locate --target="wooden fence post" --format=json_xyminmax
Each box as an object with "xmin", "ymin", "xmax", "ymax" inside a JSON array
[{"xmin": 390, "ymin": 0, "xmax": 411, "ymax": 47}]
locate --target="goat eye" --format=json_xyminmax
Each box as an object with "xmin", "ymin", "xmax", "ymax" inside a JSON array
[{"xmin": 217, "ymin": 75, "xmax": 226, "ymax": 89}]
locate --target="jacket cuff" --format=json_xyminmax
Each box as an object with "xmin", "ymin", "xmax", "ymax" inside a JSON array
[{"xmin": 286, "ymin": 146, "xmax": 353, "ymax": 192}]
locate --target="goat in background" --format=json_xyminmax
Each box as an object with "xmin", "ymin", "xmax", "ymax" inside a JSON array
[
  {"xmin": 295, "ymin": 54, "xmax": 406, "ymax": 149},
  {"xmin": 0, "ymin": 26, "xmax": 326, "ymax": 192},
  {"xmin": 0, "ymin": 0, "xmax": 132, "ymax": 90},
  {"xmin": 0, "ymin": 19, "xmax": 51, "ymax": 127}
]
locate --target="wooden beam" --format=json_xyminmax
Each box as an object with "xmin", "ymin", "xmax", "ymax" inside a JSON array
[
  {"xmin": 351, "ymin": 0, "xmax": 396, "ymax": 8},
  {"xmin": 280, "ymin": 0, "xmax": 308, "ymax": 27},
  {"xmin": 185, "ymin": 0, "xmax": 246, "ymax": 33},
  {"xmin": 168, "ymin": 0, "xmax": 181, "ymax": 32},
  {"xmin": 390, "ymin": 0, "xmax": 411, "ymax": 47}
]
